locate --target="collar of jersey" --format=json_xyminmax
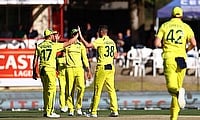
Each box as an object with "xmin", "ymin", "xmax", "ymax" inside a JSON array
[
  {"xmin": 102, "ymin": 36, "xmax": 109, "ymax": 40},
  {"xmin": 171, "ymin": 18, "xmax": 182, "ymax": 21}
]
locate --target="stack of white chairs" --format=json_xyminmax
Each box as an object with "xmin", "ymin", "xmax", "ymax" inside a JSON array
[
  {"xmin": 126, "ymin": 46, "xmax": 152, "ymax": 77},
  {"xmin": 152, "ymin": 47, "xmax": 199, "ymax": 77},
  {"xmin": 186, "ymin": 47, "xmax": 199, "ymax": 77},
  {"xmin": 152, "ymin": 48, "xmax": 163, "ymax": 77},
  {"xmin": 126, "ymin": 46, "xmax": 141, "ymax": 76},
  {"xmin": 0, "ymin": 42, "xmax": 7, "ymax": 49}
]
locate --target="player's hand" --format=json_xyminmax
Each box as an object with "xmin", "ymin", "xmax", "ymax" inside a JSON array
[
  {"xmin": 77, "ymin": 26, "xmax": 84, "ymax": 41},
  {"xmin": 87, "ymin": 71, "xmax": 93, "ymax": 79},
  {"xmin": 32, "ymin": 72, "xmax": 38, "ymax": 80},
  {"xmin": 55, "ymin": 34, "xmax": 61, "ymax": 41}
]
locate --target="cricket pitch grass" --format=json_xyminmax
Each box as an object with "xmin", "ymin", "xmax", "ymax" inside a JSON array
[{"xmin": 1, "ymin": 109, "xmax": 200, "ymax": 120}]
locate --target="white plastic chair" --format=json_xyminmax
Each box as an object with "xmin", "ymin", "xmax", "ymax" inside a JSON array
[
  {"xmin": 138, "ymin": 47, "xmax": 153, "ymax": 76},
  {"xmin": 0, "ymin": 43, "xmax": 7, "ymax": 49},
  {"xmin": 126, "ymin": 47, "xmax": 141, "ymax": 76},
  {"xmin": 186, "ymin": 47, "xmax": 198, "ymax": 77},
  {"xmin": 126, "ymin": 47, "xmax": 152, "ymax": 77},
  {"xmin": 152, "ymin": 48, "xmax": 163, "ymax": 76}
]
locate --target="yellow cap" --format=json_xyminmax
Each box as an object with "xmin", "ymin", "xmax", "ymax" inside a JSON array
[
  {"xmin": 172, "ymin": 6, "xmax": 183, "ymax": 17},
  {"xmin": 44, "ymin": 29, "xmax": 54, "ymax": 37}
]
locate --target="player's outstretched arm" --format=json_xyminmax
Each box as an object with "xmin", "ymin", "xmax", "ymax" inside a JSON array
[
  {"xmin": 78, "ymin": 26, "xmax": 94, "ymax": 48},
  {"xmin": 63, "ymin": 33, "xmax": 78, "ymax": 47}
]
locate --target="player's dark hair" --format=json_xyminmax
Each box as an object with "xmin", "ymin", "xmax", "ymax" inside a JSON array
[{"xmin": 98, "ymin": 25, "xmax": 108, "ymax": 33}]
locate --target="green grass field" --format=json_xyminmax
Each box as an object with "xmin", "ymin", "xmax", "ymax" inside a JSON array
[{"xmin": 0, "ymin": 109, "xmax": 200, "ymax": 120}]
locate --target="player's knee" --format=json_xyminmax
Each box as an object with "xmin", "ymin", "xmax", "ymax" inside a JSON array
[{"xmin": 167, "ymin": 87, "xmax": 178, "ymax": 95}]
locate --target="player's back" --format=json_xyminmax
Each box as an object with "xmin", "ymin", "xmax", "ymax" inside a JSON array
[
  {"xmin": 65, "ymin": 41, "xmax": 87, "ymax": 67},
  {"xmin": 38, "ymin": 40, "xmax": 63, "ymax": 68},
  {"xmin": 95, "ymin": 36, "xmax": 117, "ymax": 65},
  {"xmin": 158, "ymin": 18, "xmax": 194, "ymax": 58}
]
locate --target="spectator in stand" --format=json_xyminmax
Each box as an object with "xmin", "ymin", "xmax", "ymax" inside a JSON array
[
  {"xmin": 14, "ymin": 24, "xmax": 26, "ymax": 48},
  {"xmin": 14, "ymin": 24, "xmax": 26, "ymax": 38},
  {"xmin": 0, "ymin": 24, "xmax": 13, "ymax": 38},
  {"xmin": 146, "ymin": 24, "xmax": 156, "ymax": 49},
  {"xmin": 84, "ymin": 22, "xmax": 96, "ymax": 43},
  {"xmin": 28, "ymin": 27, "xmax": 39, "ymax": 39},
  {"xmin": 123, "ymin": 28, "xmax": 133, "ymax": 65},
  {"xmin": 83, "ymin": 22, "xmax": 96, "ymax": 83},
  {"xmin": 64, "ymin": 20, "xmax": 69, "ymax": 38},
  {"xmin": 84, "ymin": 22, "xmax": 97, "ymax": 58},
  {"xmin": 116, "ymin": 32, "xmax": 126, "ymax": 67},
  {"xmin": 123, "ymin": 28, "xmax": 133, "ymax": 52}
]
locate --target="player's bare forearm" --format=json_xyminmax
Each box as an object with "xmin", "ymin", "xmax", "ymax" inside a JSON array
[
  {"xmin": 186, "ymin": 37, "xmax": 197, "ymax": 52},
  {"xmin": 114, "ymin": 52, "xmax": 118, "ymax": 59},
  {"xmin": 32, "ymin": 53, "xmax": 39, "ymax": 80},
  {"xmin": 154, "ymin": 37, "xmax": 162, "ymax": 48},
  {"xmin": 78, "ymin": 26, "xmax": 94, "ymax": 48},
  {"xmin": 63, "ymin": 34, "xmax": 78, "ymax": 47},
  {"xmin": 85, "ymin": 67, "xmax": 92, "ymax": 79}
]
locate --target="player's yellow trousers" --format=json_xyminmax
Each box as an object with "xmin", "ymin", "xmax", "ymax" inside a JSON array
[
  {"xmin": 163, "ymin": 58, "xmax": 186, "ymax": 120},
  {"xmin": 90, "ymin": 64, "xmax": 118, "ymax": 115},
  {"xmin": 40, "ymin": 67, "xmax": 57, "ymax": 115},
  {"xmin": 57, "ymin": 63, "xmax": 67, "ymax": 109},
  {"xmin": 65, "ymin": 67, "xmax": 85, "ymax": 113}
]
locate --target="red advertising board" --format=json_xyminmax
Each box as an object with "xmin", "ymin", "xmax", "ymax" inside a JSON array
[{"xmin": 0, "ymin": 49, "xmax": 35, "ymax": 78}]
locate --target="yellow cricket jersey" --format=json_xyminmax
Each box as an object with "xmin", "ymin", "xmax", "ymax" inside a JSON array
[
  {"xmin": 36, "ymin": 39, "xmax": 63, "ymax": 69},
  {"xmin": 156, "ymin": 18, "xmax": 195, "ymax": 59},
  {"xmin": 65, "ymin": 40, "xmax": 89, "ymax": 68},
  {"xmin": 92, "ymin": 36, "xmax": 117, "ymax": 65}
]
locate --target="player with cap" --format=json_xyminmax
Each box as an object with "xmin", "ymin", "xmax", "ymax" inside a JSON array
[
  {"xmin": 32, "ymin": 28, "xmax": 78, "ymax": 118},
  {"xmin": 65, "ymin": 28, "xmax": 92, "ymax": 116},
  {"xmin": 155, "ymin": 6, "xmax": 196, "ymax": 120}
]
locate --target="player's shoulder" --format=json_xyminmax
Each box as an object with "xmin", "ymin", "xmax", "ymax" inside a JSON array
[
  {"xmin": 161, "ymin": 20, "xmax": 171, "ymax": 27},
  {"xmin": 182, "ymin": 22, "xmax": 191, "ymax": 28}
]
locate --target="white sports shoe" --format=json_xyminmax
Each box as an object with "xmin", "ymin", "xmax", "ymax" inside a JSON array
[
  {"xmin": 61, "ymin": 106, "xmax": 68, "ymax": 113},
  {"xmin": 109, "ymin": 112, "xmax": 119, "ymax": 117},
  {"xmin": 77, "ymin": 109, "xmax": 82, "ymax": 116},
  {"xmin": 47, "ymin": 113, "xmax": 60, "ymax": 118},
  {"xmin": 178, "ymin": 88, "xmax": 186, "ymax": 109},
  {"xmin": 68, "ymin": 112, "xmax": 74, "ymax": 116},
  {"xmin": 86, "ymin": 113, "xmax": 97, "ymax": 118}
]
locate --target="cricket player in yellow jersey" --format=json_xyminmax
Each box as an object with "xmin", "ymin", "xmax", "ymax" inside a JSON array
[
  {"xmin": 65, "ymin": 29, "xmax": 92, "ymax": 116},
  {"xmin": 155, "ymin": 7, "xmax": 196, "ymax": 120},
  {"xmin": 32, "ymin": 29, "xmax": 78, "ymax": 118},
  {"xmin": 54, "ymin": 31, "xmax": 68, "ymax": 113},
  {"xmin": 78, "ymin": 25, "xmax": 119, "ymax": 117}
]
